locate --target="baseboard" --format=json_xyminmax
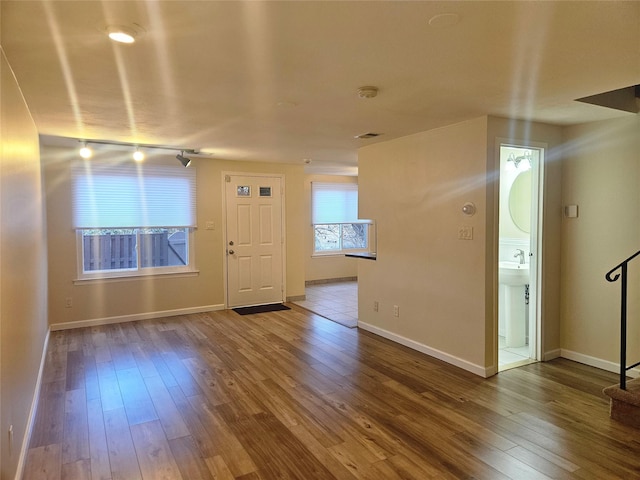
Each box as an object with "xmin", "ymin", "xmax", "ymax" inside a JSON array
[
  {"xmin": 543, "ymin": 348, "xmax": 561, "ymax": 361},
  {"xmin": 358, "ymin": 322, "xmax": 492, "ymax": 378},
  {"xmin": 305, "ymin": 277, "xmax": 357, "ymax": 286},
  {"xmin": 14, "ymin": 328, "xmax": 50, "ymax": 480},
  {"xmin": 287, "ymin": 295, "xmax": 306, "ymax": 302},
  {"xmin": 560, "ymin": 348, "xmax": 640, "ymax": 378},
  {"xmin": 50, "ymin": 304, "xmax": 225, "ymax": 331}
]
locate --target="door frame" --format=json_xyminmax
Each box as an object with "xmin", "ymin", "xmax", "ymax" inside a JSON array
[
  {"xmin": 495, "ymin": 139, "xmax": 546, "ymax": 369},
  {"xmin": 222, "ymin": 171, "xmax": 287, "ymax": 308}
]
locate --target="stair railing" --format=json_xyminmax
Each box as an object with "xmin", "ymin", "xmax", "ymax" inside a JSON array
[{"xmin": 605, "ymin": 249, "xmax": 640, "ymax": 390}]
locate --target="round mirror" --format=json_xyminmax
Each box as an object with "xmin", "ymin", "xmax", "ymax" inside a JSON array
[{"xmin": 509, "ymin": 170, "xmax": 532, "ymax": 233}]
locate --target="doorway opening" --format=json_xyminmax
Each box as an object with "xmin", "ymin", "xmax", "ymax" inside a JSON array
[{"xmin": 498, "ymin": 144, "xmax": 543, "ymax": 371}]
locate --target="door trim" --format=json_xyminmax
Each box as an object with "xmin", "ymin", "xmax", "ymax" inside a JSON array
[{"xmin": 222, "ymin": 171, "xmax": 286, "ymax": 308}]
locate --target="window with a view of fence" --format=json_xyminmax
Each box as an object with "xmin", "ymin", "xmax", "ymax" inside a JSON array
[
  {"xmin": 82, "ymin": 229, "xmax": 188, "ymax": 272},
  {"xmin": 73, "ymin": 163, "xmax": 196, "ymax": 279}
]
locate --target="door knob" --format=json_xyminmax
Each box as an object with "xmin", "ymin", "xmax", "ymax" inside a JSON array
[
  {"xmin": 229, "ymin": 241, "xmax": 234, "ymax": 246},
  {"xmin": 228, "ymin": 249, "xmax": 235, "ymax": 255}
]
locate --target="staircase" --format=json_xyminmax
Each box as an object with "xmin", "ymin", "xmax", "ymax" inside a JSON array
[
  {"xmin": 604, "ymin": 250, "xmax": 640, "ymax": 427},
  {"xmin": 604, "ymin": 378, "xmax": 640, "ymax": 428}
]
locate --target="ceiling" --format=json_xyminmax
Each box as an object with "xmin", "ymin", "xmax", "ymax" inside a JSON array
[{"xmin": 2, "ymin": 1, "xmax": 639, "ymax": 174}]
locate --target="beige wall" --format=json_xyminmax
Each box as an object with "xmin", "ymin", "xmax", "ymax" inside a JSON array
[
  {"xmin": 304, "ymin": 174, "xmax": 358, "ymax": 283},
  {"xmin": 358, "ymin": 117, "xmax": 491, "ymax": 374},
  {"xmin": 357, "ymin": 116, "xmax": 563, "ymax": 376},
  {"xmin": 561, "ymin": 116, "xmax": 640, "ymax": 368},
  {"xmin": 1, "ymin": 50, "xmax": 49, "ymax": 480},
  {"xmin": 43, "ymin": 146, "xmax": 305, "ymax": 327}
]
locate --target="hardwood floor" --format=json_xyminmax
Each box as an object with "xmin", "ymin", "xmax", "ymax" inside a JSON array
[{"xmin": 25, "ymin": 305, "xmax": 640, "ymax": 479}]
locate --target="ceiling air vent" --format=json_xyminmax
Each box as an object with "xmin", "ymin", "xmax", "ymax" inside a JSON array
[
  {"xmin": 576, "ymin": 84, "xmax": 640, "ymax": 114},
  {"xmin": 354, "ymin": 132, "xmax": 382, "ymax": 139}
]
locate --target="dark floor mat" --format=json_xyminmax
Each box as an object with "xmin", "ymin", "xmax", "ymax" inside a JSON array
[{"xmin": 233, "ymin": 303, "xmax": 291, "ymax": 315}]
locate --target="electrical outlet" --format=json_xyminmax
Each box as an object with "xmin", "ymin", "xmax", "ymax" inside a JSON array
[
  {"xmin": 65, "ymin": 297, "xmax": 73, "ymax": 308},
  {"xmin": 373, "ymin": 301, "xmax": 379, "ymax": 312},
  {"xmin": 393, "ymin": 305, "xmax": 399, "ymax": 317}
]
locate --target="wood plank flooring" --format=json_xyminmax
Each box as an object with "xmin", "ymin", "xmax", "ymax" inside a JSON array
[{"xmin": 25, "ymin": 305, "xmax": 640, "ymax": 479}]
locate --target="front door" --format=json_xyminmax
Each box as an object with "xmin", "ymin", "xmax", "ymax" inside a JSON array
[{"xmin": 224, "ymin": 174, "xmax": 284, "ymax": 308}]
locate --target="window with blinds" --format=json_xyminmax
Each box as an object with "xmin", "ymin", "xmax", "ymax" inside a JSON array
[
  {"xmin": 311, "ymin": 182, "xmax": 369, "ymax": 254},
  {"xmin": 72, "ymin": 162, "xmax": 197, "ymax": 279}
]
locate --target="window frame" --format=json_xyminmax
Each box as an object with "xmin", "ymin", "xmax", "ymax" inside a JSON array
[
  {"xmin": 75, "ymin": 228, "xmax": 196, "ymax": 281},
  {"xmin": 312, "ymin": 222, "xmax": 371, "ymax": 256}
]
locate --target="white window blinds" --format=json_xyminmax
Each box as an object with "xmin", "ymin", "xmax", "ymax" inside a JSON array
[
  {"xmin": 311, "ymin": 182, "xmax": 362, "ymax": 224},
  {"xmin": 72, "ymin": 163, "xmax": 196, "ymax": 228}
]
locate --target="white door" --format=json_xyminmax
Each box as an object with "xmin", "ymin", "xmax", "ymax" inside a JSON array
[{"xmin": 225, "ymin": 174, "xmax": 284, "ymax": 308}]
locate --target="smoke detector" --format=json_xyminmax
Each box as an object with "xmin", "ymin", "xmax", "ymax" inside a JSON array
[{"xmin": 357, "ymin": 86, "xmax": 379, "ymax": 99}]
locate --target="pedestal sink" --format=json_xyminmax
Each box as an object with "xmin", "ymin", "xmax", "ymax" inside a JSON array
[
  {"xmin": 499, "ymin": 261, "xmax": 529, "ymax": 348},
  {"xmin": 499, "ymin": 261, "xmax": 529, "ymax": 285}
]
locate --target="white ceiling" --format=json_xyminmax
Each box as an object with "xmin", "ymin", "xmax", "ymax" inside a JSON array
[{"xmin": 2, "ymin": 1, "xmax": 639, "ymax": 174}]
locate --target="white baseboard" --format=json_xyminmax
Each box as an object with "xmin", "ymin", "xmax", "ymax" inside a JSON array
[
  {"xmin": 560, "ymin": 348, "xmax": 640, "ymax": 378},
  {"xmin": 543, "ymin": 348, "xmax": 561, "ymax": 361},
  {"xmin": 14, "ymin": 329, "xmax": 50, "ymax": 480},
  {"xmin": 358, "ymin": 322, "xmax": 493, "ymax": 378},
  {"xmin": 50, "ymin": 304, "xmax": 225, "ymax": 331}
]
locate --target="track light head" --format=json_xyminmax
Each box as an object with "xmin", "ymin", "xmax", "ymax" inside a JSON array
[
  {"xmin": 79, "ymin": 142, "xmax": 92, "ymax": 159},
  {"xmin": 176, "ymin": 151, "xmax": 191, "ymax": 167},
  {"xmin": 133, "ymin": 147, "xmax": 144, "ymax": 162}
]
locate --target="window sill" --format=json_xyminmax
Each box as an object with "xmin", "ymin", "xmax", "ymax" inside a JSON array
[
  {"xmin": 345, "ymin": 253, "xmax": 377, "ymax": 260},
  {"xmin": 312, "ymin": 252, "xmax": 369, "ymax": 258},
  {"xmin": 73, "ymin": 269, "xmax": 200, "ymax": 285}
]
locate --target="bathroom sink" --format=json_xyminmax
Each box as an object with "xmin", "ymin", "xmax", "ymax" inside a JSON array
[{"xmin": 499, "ymin": 261, "xmax": 529, "ymax": 286}]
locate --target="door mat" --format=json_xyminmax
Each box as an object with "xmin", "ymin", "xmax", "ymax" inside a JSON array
[{"xmin": 233, "ymin": 304, "xmax": 291, "ymax": 315}]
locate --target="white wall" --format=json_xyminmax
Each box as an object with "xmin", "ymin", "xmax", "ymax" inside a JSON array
[
  {"xmin": 0, "ymin": 49, "xmax": 49, "ymax": 480},
  {"xmin": 561, "ymin": 115, "xmax": 640, "ymax": 371}
]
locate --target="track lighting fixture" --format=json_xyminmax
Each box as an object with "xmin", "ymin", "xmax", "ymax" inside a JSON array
[
  {"xmin": 133, "ymin": 148, "xmax": 144, "ymax": 162},
  {"xmin": 76, "ymin": 139, "xmax": 206, "ymax": 166},
  {"xmin": 176, "ymin": 151, "xmax": 192, "ymax": 168},
  {"xmin": 79, "ymin": 142, "xmax": 93, "ymax": 159}
]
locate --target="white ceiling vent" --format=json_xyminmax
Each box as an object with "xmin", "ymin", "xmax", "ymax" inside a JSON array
[{"xmin": 354, "ymin": 132, "xmax": 382, "ymax": 139}]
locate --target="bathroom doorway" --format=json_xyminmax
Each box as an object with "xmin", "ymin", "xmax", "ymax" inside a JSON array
[{"xmin": 498, "ymin": 144, "xmax": 543, "ymax": 371}]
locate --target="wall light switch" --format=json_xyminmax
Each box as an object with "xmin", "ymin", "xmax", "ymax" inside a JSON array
[
  {"xmin": 205, "ymin": 221, "xmax": 216, "ymax": 230},
  {"xmin": 458, "ymin": 225, "xmax": 473, "ymax": 240},
  {"xmin": 564, "ymin": 205, "xmax": 579, "ymax": 218}
]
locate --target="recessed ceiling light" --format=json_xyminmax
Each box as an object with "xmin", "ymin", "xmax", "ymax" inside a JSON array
[
  {"xmin": 104, "ymin": 24, "xmax": 145, "ymax": 43},
  {"xmin": 428, "ymin": 13, "xmax": 460, "ymax": 29},
  {"xmin": 107, "ymin": 26, "xmax": 136, "ymax": 43},
  {"xmin": 276, "ymin": 101, "xmax": 298, "ymax": 108}
]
